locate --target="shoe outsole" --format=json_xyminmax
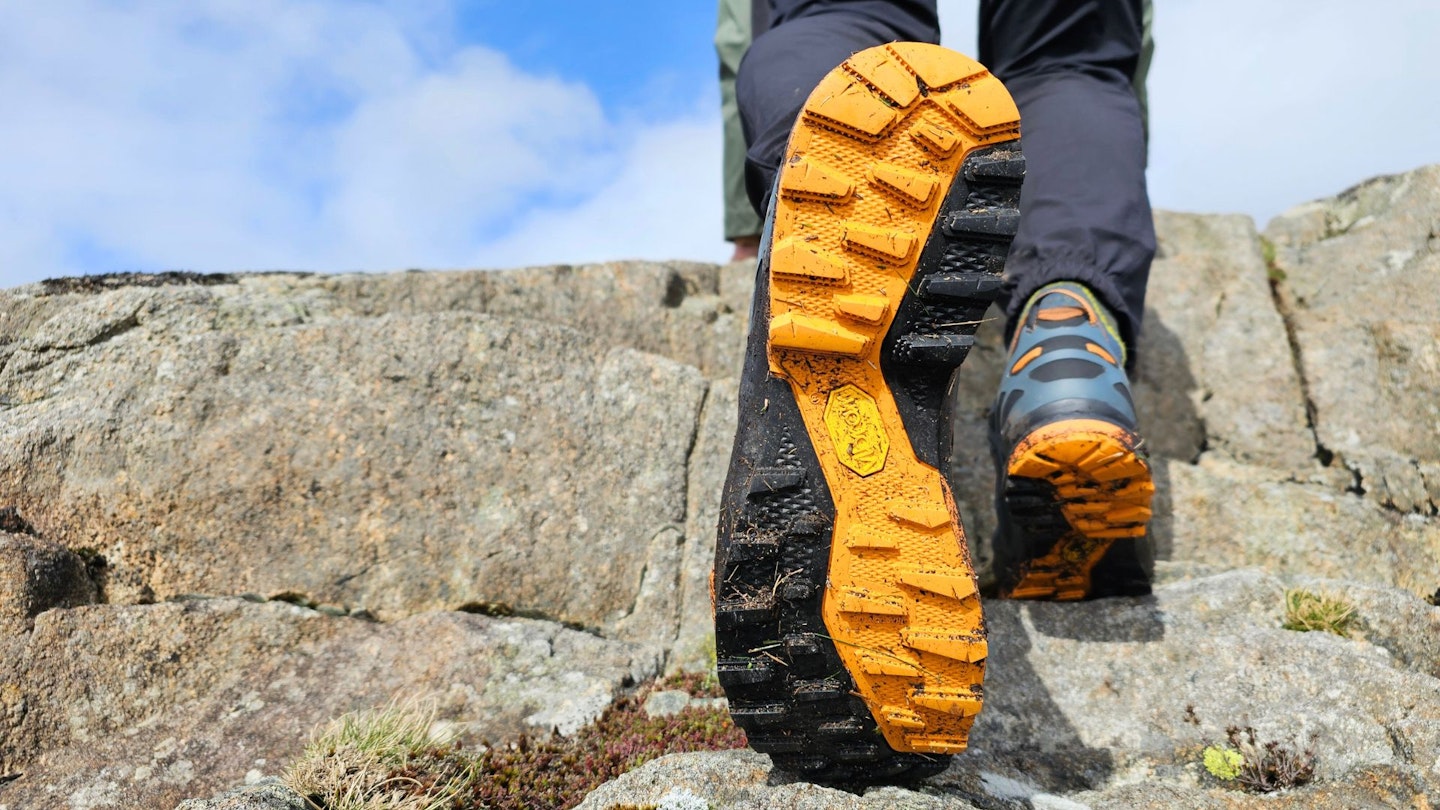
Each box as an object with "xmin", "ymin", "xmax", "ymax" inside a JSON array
[
  {"xmin": 714, "ymin": 43, "xmax": 1022, "ymax": 782},
  {"xmin": 1001, "ymin": 419, "xmax": 1154, "ymax": 600}
]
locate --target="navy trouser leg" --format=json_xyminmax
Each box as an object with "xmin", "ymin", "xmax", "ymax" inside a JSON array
[
  {"xmin": 735, "ymin": 0, "xmax": 1154, "ymax": 351},
  {"xmin": 736, "ymin": 0, "xmax": 940, "ymax": 215},
  {"xmin": 980, "ymin": 0, "xmax": 1154, "ymax": 352}
]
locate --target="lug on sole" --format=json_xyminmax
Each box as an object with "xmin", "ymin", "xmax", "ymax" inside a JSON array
[
  {"xmin": 714, "ymin": 43, "xmax": 1023, "ymax": 781},
  {"xmin": 1002, "ymin": 419, "xmax": 1155, "ymax": 601}
]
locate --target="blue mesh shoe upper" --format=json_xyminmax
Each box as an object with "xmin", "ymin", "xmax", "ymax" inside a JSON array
[{"xmin": 990, "ymin": 281, "xmax": 1138, "ymax": 447}]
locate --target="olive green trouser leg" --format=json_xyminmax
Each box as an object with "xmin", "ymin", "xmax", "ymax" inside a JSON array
[{"xmin": 717, "ymin": 0, "xmax": 762, "ymax": 242}]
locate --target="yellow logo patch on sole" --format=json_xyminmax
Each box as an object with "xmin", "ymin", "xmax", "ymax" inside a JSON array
[{"xmin": 825, "ymin": 384, "xmax": 889, "ymax": 477}]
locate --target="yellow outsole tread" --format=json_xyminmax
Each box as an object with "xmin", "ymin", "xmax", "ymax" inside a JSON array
[{"xmin": 1003, "ymin": 419, "xmax": 1155, "ymax": 601}]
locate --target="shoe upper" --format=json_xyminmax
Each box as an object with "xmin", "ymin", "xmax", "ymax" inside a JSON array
[{"xmin": 989, "ymin": 281, "xmax": 1138, "ymax": 449}]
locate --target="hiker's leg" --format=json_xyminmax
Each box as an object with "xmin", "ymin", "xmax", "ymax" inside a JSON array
[
  {"xmin": 979, "ymin": 0, "xmax": 1154, "ymax": 352},
  {"xmin": 717, "ymin": 0, "xmax": 763, "ymax": 257}
]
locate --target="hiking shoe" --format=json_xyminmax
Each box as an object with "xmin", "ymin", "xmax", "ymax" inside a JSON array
[
  {"xmin": 713, "ymin": 43, "xmax": 1023, "ymax": 782},
  {"xmin": 988, "ymin": 282, "xmax": 1155, "ymax": 600}
]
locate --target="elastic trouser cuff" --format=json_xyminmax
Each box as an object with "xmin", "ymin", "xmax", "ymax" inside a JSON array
[{"xmin": 997, "ymin": 70, "xmax": 1155, "ymax": 364}]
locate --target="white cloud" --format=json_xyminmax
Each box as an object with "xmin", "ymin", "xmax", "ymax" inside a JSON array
[
  {"xmin": 939, "ymin": 0, "xmax": 1440, "ymax": 227},
  {"xmin": 473, "ymin": 109, "xmax": 728, "ymax": 269},
  {"xmin": 0, "ymin": 1, "xmax": 729, "ymax": 289},
  {"xmin": 318, "ymin": 47, "xmax": 616, "ymax": 269},
  {"xmin": 0, "ymin": 1, "xmax": 423, "ymax": 284}
]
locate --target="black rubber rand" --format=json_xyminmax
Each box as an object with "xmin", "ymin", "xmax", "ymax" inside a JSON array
[
  {"xmin": 713, "ymin": 144, "xmax": 1025, "ymax": 783},
  {"xmin": 885, "ymin": 144, "xmax": 1024, "ymax": 468}
]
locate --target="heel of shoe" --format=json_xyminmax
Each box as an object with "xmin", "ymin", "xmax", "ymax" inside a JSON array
[{"xmin": 998, "ymin": 419, "xmax": 1154, "ymax": 600}]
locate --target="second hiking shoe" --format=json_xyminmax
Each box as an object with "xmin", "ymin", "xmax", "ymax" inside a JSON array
[
  {"xmin": 713, "ymin": 43, "xmax": 1023, "ymax": 781},
  {"xmin": 988, "ymin": 282, "xmax": 1155, "ymax": 600}
]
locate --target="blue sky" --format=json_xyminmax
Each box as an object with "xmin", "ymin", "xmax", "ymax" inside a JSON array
[
  {"xmin": 457, "ymin": 1, "xmax": 715, "ymax": 116},
  {"xmin": 0, "ymin": 1, "xmax": 1437, "ymax": 288}
]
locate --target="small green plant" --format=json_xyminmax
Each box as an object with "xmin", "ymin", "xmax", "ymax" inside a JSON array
[
  {"xmin": 1259, "ymin": 236, "xmax": 1287, "ymax": 283},
  {"xmin": 1203, "ymin": 726, "xmax": 1315, "ymax": 793},
  {"xmin": 1282, "ymin": 588, "xmax": 1356, "ymax": 636}
]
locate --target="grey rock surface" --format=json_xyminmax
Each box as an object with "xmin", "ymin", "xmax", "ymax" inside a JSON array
[
  {"xmin": 0, "ymin": 597, "xmax": 658, "ymax": 810},
  {"xmin": 0, "ymin": 288, "xmax": 708, "ymax": 646},
  {"xmin": 1267, "ymin": 165, "xmax": 1440, "ymax": 514},
  {"xmin": 1144, "ymin": 212, "xmax": 1316, "ymax": 472},
  {"xmin": 668, "ymin": 376, "xmax": 738, "ymax": 675},
  {"xmin": 577, "ymin": 750, "xmax": 978, "ymax": 810},
  {"xmin": 641, "ymin": 689, "xmax": 726, "ymax": 719},
  {"xmin": 584, "ymin": 749, "xmax": 1435, "ymax": 810},
  {"xmin": 174, "ymin": 778, "xmax": 306, "ymax": 810},
  {"xmin": 1153, "ymin": 454, "xmax": 1440, "ymax": 596},
  {"xmin": 959, "ymin": 570, "xmax": 1440, "ymax": 789}
]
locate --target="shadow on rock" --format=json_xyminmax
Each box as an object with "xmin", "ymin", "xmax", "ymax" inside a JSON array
[
  {"xmin": 931, "ymin": 596, "xmax": 1166, "ymax": 808},
  {"xmin": 1023, "ymin": 594, "xmax": 1164, "ymax": 644},
  {"xmin": 1132, "ymin": 307, "xmax": 1203, "ymax": 565}
]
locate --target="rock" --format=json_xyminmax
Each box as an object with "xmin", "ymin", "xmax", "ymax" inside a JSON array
[
  {"xmin": 640, "ymin": 690, "xmax": 726, "ymax": 719},
  {"xmin": 583, "ymin": 754, "xmax": 1435, "ymax": 810},
  {"xmin": 0, "ymin": 530, "xmax": 99, "ymax": 636},
  {"xmin": 1062, "ymin": 765, "xmax": 1436, "ymax": 810},
  {"xmin": 0, "ymin": 288, "xmax": 707, "ymax": 645},
  {"xmin": 582, "ymin": 570, "xmax": 1440, "ymax": 809},
  {"xmin": 576, "ymin": 750, "xmax": 978, "ymax": 810},
  {"xmin": 1266, "ymin": 165, "xmax": 1440, "ymax": 514},
  {"xmin": 0, "ymin": 507, "xmax": 35, "ymax": 535},
  {"xmin": 0, "ymin": 598, "xmax": 658, "ymax": 809},
  {"xmin": 1143, "ymin": 212, "xmax": 1315, "ymax": 472},
  {"xmin": 1153, "ymin": 454, "xmax": 1440, "ymax": 597},
  {"xmin": 261, "ymin": 260, "xmax": 749, "ymax": 379},
  {"xmin": 174, "ymin": 778, "xmax": 306, "ymax": 810},
  {"xmin": 954, "ymin": 570, "xmax": 1440, "ymax": 791},
  {"xmin": 642, "ymin": 690, "xmax": 696, "ymax": 719}
]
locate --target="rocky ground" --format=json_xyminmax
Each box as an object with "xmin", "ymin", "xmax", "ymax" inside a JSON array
[{"xmin": 1, "ymin": 165, "xmax": 1438, "ymax": 809}]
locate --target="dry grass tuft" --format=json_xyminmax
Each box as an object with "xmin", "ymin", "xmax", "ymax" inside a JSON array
[
  {"xmin": 1282, "ymin": 588, "xmax": 1356, "ymax": 636},
  {"xmin": 284, "ymin": 700, "xmax": 477, "ymax": 810}
]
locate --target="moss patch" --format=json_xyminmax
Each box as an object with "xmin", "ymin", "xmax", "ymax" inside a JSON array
[{"xmin": 1203, "ymin": 745, "xmax": 1244, "ymax": 781}]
